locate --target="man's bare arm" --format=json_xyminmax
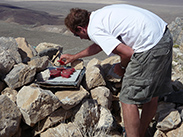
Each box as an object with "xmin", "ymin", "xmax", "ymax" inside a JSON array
[
  {"xmin": 112, "ymin": 43, "xmax": 134, "ymax": 68},
  {"xmin": 60, "ymin": 43, "xmax": 102, "ymax": 64}
]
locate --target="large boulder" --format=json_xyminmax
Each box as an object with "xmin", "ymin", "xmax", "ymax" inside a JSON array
[
  {"xmin": 74, "ymin": 99, "xmax": 100, "ymax": 130},
  {"xmin": 0, "ymin": 37, "xmax": 22, "ymax": 63},
  {"xmin": 28, "ymin": 56, "xmax": 49, "ymax": 72},
  {"xmin": 1, "ymin": 87, "xmax": 18, "ymax": 103},
  {"xmin": 40, "ymin": 122, "xmax": 83, "ymax": 137},
  {"xmin": 156, "ymin": 102, "xmax": 181, "ymax": 131},
  {"xmin": 35, "ymin": 42, "xmax": 63, "ymax": 59},
  {"xmin": 90, "ymin": 86, "xmax": 112, "ymax": 109},
  {"xmin": 96, "ymin": 107, "xmax": 116, "ymax": 133},
  {"xmin": 34, "ymin": 107, "xmax": 74, "ymax": 135},
  {"xmin": 15, "ymin": 37, "xmax": 37, "ymax": 63},
  {"xmin": 55, "ymin": 85, "xmax": 89, "ymax": 110},
  {"xmin": 4, "ymin": 63, "xmax": 36, "ymax": 89},
  {"xmin": 85, "ymin": 58, "xmax": 106, "ymax": 90},
  {"xmin": 0, "ymin": 50, "xmax": 15, "ymax": 79},
  {"xmin": 16, "ymin": 85, "xmax": 62, "ymax": 126},
  {"xmin": 36, "ymin": 68, "xmax": 50, "ymax": 82},
  {"xmin": 0, "ymin": 95, "xmax": 22, "ymax": 137}
]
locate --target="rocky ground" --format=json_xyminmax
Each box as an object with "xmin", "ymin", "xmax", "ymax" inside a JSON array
[
  {"xmin": 1, "ymin": 1, "xmax": 183, "ymax": 137},
  {"xmin": 0, "ymin": 17, "xmax": 183, "ymax": 137}
]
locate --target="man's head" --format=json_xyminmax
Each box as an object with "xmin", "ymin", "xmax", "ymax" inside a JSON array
[{"xmin": 65, "ymin": 8, "xmax": 90, "ymax": 39}]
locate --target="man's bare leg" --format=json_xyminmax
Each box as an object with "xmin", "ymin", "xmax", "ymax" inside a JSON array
[
  {"xmin": 139, "ymin": 97, "xmax": 159, "ymax": 137},
  {"xmin": 121, "ymin": 102, "xmax": 140, "ymax": 137}
]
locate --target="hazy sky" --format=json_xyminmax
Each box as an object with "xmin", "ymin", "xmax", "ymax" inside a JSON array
[{"xmin": 2, "ymin": 0, "xmax": 183, "ymax": 5}]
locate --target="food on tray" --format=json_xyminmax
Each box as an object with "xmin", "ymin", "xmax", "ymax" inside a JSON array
[
  {"xmin": 49, "ymin": 67, "xmax": 76, "ymax": 78},
  {"xmin": 56, "ymin": 67, "xmax": 66, "ymax": 71},
  {"xmin": 62, "ymin": 70, "xmax": 73, "ymax": 75},
  {"xmin": 50, "ymin": 70, "xmax": 61, "ymax": 78},
  {"xmin": 57, "ymin": 59, "xmax": 65, "ymax": 65},
  {"xmin": 61, "ymin": 73, "xmax": 71, "ymax": 78},
  {"xmin": 50, "ymin": 69, "xmax": 61, "ymax": 73}
]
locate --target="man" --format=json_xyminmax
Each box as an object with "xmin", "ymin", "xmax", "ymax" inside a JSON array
[{"xmin": 60, "ymin": 4, "xmax": 173, "ymax": 137}]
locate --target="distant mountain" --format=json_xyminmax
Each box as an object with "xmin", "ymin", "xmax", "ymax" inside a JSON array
[{"xmin": 0, "ymin": 3, "xmax": 64, "ymax": 26}]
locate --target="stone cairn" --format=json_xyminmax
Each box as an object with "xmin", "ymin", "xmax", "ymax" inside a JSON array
[{"xmin": 1, "ymin": 17, "xmax": 183, "ymax": 137}]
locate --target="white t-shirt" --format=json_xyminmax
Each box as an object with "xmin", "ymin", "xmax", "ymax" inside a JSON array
[{"xmin": 87, "ymin": 4, "xmax": 167, "ymax": 56}]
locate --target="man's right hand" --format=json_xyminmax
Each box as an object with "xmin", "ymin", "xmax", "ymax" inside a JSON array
[
  {"xmin": 59, "ymin": 54, "xmax": 76, "ymax": 64},
  {"xmin": 114, "ymin": 63, "xmax": 125, "ymax": 77}
]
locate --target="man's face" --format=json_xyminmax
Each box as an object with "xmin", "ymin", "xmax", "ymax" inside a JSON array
[
  {"xmin": 74, "ymin": 31, "xmax": 89, "ymax": 40},
  {"xmin": 71, "ymin": 26, "xmax": 90, "ymax": 40}
]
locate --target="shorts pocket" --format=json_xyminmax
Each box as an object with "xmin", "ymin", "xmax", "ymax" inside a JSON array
[
  {"xmin": 152, "ymin": 48, "xmax": 170, "ymax": 58},
  {"xmin": 125, "ymin": 53, "xmax": 143, "ymax": 77},
  {"xmin": 126, "ymin": 78, "xmax": 152, "ymax": 102}
]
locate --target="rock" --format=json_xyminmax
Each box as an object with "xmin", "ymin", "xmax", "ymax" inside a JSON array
[
  {"xmin": 154, "ymin": 129, "xmax": 167, "ymax": 137},
  {"xmin": 156, "ymin": 102, "xmax": 181, "ymax": 131},
  {"xmin": 166, "ymin": 123, "xmax": 183, "ymax": 137},
  {"xmin": 35, "ymin": 42, "xmax": 63, "ymax": 59},
  {"xmin": 90, "ymin": 86, "xmax": 112, "ymax": 109},
  {"xmin": 74, "ymin": 99, "xmax": 100, "ymax": 130},
  {"xmin": 28, "ymin": 56, "xmax": 49, "ymax": 72},
  {"xmin": 15, "ymin": 37, "xmax": 37, "ymax": 63},
  {"xmin": 1, "ymin": 87, "xmax": 18, "ymax": 103},
  {"xmin": 0, "ymin": 37, "xmax": 22, "ymax": 63},
  {"xmin": 0, "ymin": 50, "xmax": 15, "ymax": 78},
  {"xmin": 0, "ymin": 95, "xmax": 21, "ymax": 137},
  {"xmin": 101, "ymin": 55, "xmax": 120, "ymax": 75},
  {"xmin": 168, "ymin": 17, "xmax": 183, "ymax": 45},
  {"xmin": 34, "ymin": 107, "xmax": 74, "ymax": 135},
  {"xmin": 36, "ymin": 69, "xmax": 50, "ymax": 82},
  {"xmin": 71, "ymin": 59, "xmax": 84, "ymax": 70},
  {"xmin": 156, "ymin": 110, "xmax": 181, "ymax": 131},
  {"xmin": 40, "ymin": 122, "xmax": 82, "ymax": 137},
  {"xmin": 85, "ymin": 58, "xmax": 106, "ymax": 90},
  {"xmin": 55, "ymin": 85, "xmax": 89, "ymax": 110},
  {"xmin": 175, "ymin": 17, "xmax": 183, "ymax": 26},
  {"xmin": 87, "ymin": 58, "xmax": 101, "ymax": 68},
  {"xmin": 16, "ymin": 86, "xmax": 62, "ymax": 127},
  {"xmin": 96, "ymin": 107, "xmax": 115, "ymax": 132},
  {"xmin": 4, "ymin": 63, "xmax": 36, "ymax": 89},
  {"xmin": 155, "ymin": 123, "xmax": 183, "ymax": 137}
]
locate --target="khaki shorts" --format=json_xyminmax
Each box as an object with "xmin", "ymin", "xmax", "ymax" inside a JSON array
[{"xmin": 119, "ymin": 28, "xmax": 173, "ymax": 104}]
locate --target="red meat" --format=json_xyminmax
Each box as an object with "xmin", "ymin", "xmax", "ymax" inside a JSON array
[
  {"xmin": 62, "ymin": 70, "xmax": 73, "ymax": 75},
  {"xmin": 61, "ymin": 73, "xmax": 71, "ymax": 78},
  {"xmin": 57, "ymin": 59, "xmax": 65, "ymax": 65},
  {"xmin": 49, "ymin": 67, "xmax": 76, "ymax": 79},
  {"xmin": 56, "ymin": 67, "xmax": 66, "ymax": 71},
  {"xmin": 50, "ymin": 69, "xmax": 61, "ymax": 73},
  {"xmin": 50, "ymin": 71, "xmax": 61, "ymax": 78}
]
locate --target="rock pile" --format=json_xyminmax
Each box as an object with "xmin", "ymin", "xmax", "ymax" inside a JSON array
[
  {"xmin": 168, "ymin": 17, "xmax": 183, "ymax": 83},
  {"xmin": 0, "ymin": 36, "xmax": 122, "ymax": 137},
  {"xmin": 1, "ymin": 17, "xmax": 183, "ymax": 137}
]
